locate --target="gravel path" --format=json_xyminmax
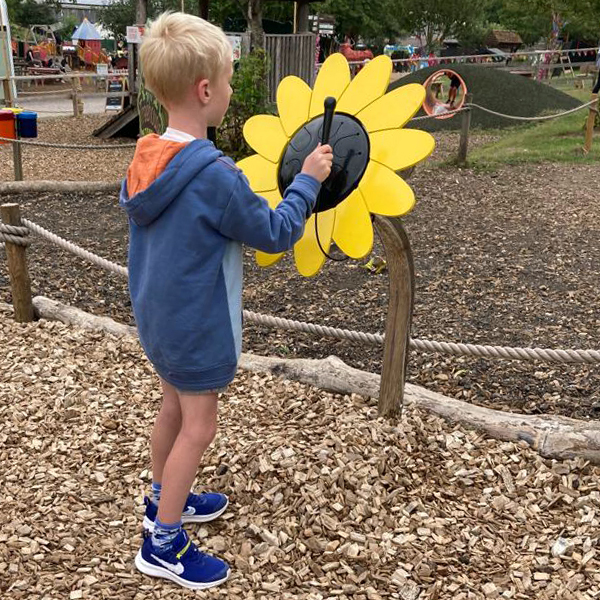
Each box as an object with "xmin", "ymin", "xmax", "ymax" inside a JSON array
[{"xmin": 2, "ymin": 310, "xmax": 600, "ymax": 599}]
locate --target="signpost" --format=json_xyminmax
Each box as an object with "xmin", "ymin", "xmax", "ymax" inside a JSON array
[{"xmin": 105, "ymin": 77, "xmax": 128, "ymax": 112}]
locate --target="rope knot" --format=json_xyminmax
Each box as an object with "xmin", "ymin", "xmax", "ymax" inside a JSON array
[{"xmin": 0, "ymin": 222, "xmax": 31, "ymax": 247}]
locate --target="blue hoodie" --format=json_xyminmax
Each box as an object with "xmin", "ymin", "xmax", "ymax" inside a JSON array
[{"xmin": 120, "ymin": 135, "xmax": 320, "ymax": 391}]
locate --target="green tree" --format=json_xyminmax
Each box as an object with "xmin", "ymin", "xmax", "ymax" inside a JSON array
[
  {"xmin": 99, "ymin": 0, "xmax": 293, "ymax": 39},
  {"xmin": 320, "ymin": 0, "xmax": 401, "ymax": 40},
  {"xmin": 8, "ymin": 0, "xmax": 57, "ymax": 28},
  {"xmin": 398, "ymin": 0, "xmax": 484, "ymax": 52},
  {"xmin": 498, "ymin": 0, "xmax": 600, "ymax": 46},
  {"xmin": 56, "ymin": 14, "xmax": 79, "ymax": 40}
]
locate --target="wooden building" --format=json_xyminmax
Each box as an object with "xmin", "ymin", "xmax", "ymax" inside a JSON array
[{"xmin": 485, "ymin": 30, "xmax": 523, "ymax": 54}]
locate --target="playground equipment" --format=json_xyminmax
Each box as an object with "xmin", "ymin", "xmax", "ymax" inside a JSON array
[
  {"xmin": 238, "ymin": 53, "xmax": 434, "ymax": 276},
  {"xmin": 72, "ymin": 19, "xmax": 109, "ymax": 68},
  {"xmin": 24, "ymin": 24, "xmax": 57, "ymax": 63},
  {"xmin": 422, "ymin": 69, "xmax": 467, "ymax": 119},
  {"xmin": 339, "ymin": 42, "xmax": 373, "ymax": 63},
  {"xmin": 237, "ymin": 53, "xmax": 434, "ymax": 413}
]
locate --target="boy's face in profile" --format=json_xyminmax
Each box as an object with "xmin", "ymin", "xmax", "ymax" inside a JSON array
[{"xmin": 207, "ymin": 60, "xmax": 234, "ymax": 127}]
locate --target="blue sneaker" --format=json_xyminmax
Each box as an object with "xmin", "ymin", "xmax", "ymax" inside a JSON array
[
  {"xmin": 143, "ymin": 493, "xmax": 229, "ymax": 531},
  {"xmin": 135, "ymin": 529, "xmax": 230, "ymax": 589}
]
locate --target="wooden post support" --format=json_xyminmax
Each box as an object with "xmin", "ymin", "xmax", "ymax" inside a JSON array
[
  {"xmin": 2, "ymin": 79, "xmax": 12, "ymax": 107},
  {"xmin": 12, "ymin": 141, "xmax": 23, "ymax": 181},
  {"xmin": 373, "ymin": 215, "xmax": 414, "ymax": 418},
  {"xmin": 71, "ymin": 77, "xmax": 79, "ymax": 117},
  {"xmin": 71, "ymin": 77, "xmax": 77, "ymax": 116},
  {"xmin": 0, "ymin": 203, "xmax": 34, "ymax": 322},
  {"xmin": 457, "ymin": 94, "xmax": 472, "ymax": 165},
  {"xmin": 71, "ymin": 77, "xmax": 83, "ymax": 117},
  {"xmin": 127, "ymin": 43, "xmax": 137, "ymax": 100},
  {"xmin": 583, "ymin": 93, "xmax": 598, "ymax": 154}
]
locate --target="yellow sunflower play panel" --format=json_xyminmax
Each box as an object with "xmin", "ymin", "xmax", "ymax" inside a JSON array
[{"xmin": 237, "ymin": 53, "xmax": 435, "ymax": 278}]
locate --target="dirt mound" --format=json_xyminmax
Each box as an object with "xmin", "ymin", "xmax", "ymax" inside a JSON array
[{"xmin": 392, "ymin": 64, "xmax": 583, "ymax": 130}]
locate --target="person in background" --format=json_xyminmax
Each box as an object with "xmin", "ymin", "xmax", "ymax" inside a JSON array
[{"xmin": 447, "ymin": 72, "xmax": 461, "ymax": 107}]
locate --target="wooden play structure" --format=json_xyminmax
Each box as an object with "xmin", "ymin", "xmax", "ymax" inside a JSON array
[
  {"xmin": 339, "ymin": 42, "xmax": 374, "ymax": 63},
  {"xmin": 73, "ymin": 19, "xmax": 109, "ymax": 68},
  {"xmin": 422, "ymin": 69, "xmax": 467, "ymax": 119}
]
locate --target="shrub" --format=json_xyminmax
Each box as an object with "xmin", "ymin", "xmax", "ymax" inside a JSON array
[{"xmin": 218, "ymin": 49, "xmax": 271, "ymax": 161}]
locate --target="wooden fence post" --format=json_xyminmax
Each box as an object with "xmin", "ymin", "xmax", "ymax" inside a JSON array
[
  {"xmin": 373, "ymin": 215, "xmax": 414, "ymax": 418},
  {"xmin": 12, "ymin": 142, "xmax": 23, "ymax": 181},
  {"xmin": 583, "ymin": 93, "xmax": 598, "ymax": 154},
  {"xmin": 71, "ymin": 77, "xmax": 83, "ymax": 117},
  {"xmin": 457, "ymin": 93, "xmax": 472, "ymax": 165},
  {"xmin": 0, "ymin": 203, "xmax": 34, "ymax": 322}
]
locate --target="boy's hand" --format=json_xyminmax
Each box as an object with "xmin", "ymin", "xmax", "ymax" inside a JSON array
[{"xmin": 301, "ymin": 144, "xmax": 333, "ymax": 183}]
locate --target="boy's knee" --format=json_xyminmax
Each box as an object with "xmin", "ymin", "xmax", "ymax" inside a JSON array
[{"xmin": 182, "ymin": 421, "xmax": 217, "ymax": 448}]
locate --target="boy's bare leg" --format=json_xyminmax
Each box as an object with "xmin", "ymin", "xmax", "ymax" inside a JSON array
[
  {"xmin": 151, "ymin": 378, "xmax": 182, "ymax": 484},
  {"xmin": 156, "ymin": 392, "xmax": 218, "ymax": 524}
]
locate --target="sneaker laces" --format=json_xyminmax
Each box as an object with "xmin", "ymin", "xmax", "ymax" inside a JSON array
[
  {"xmin": 186, "ymin": 542, "xmax": 209, "ymax": 566},
  {"xmin": 176, "ymin": 531, "xmax": 208, "ymax": 566},
  {"xmin": 187, "ymin": 492, "xmax": 207, "ymax": 507}
]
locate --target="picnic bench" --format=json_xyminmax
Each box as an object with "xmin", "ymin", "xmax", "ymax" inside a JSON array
[{"xmin": 26, "ymin": 67, "xmax": 63, "ymax": 86}]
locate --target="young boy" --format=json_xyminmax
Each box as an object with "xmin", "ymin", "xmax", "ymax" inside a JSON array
[{"xmin": 119, "ymin": 11, "xmax": 332, "ymax": 592}]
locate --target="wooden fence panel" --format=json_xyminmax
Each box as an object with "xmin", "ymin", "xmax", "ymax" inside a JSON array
[{"xmin": 265, "ymin": 33, "xmax": 316, "ymax": 101}]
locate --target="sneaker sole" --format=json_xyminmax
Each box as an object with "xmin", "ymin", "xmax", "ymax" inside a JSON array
[
  {"xmin": 134, "ymin": 550, "xmax": 230, "ymax": 590},
  {"xmin": 143, "ymin": 498, "xmax": 230, "ymax": 532}
]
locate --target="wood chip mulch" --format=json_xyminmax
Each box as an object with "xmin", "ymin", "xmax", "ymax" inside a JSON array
[
  {"xmin": 1, "ymin": 115, "xmax": 599, "ymax": 419},
  {"xmin": 3, "ymin": 308, "xmax": 600, "ymax": 599}
]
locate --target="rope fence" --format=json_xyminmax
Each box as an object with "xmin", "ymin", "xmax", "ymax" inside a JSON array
[
  {"xmin": 466, "ymin": 99, "xmax": 598, "ymax": 121},
  {"xmin": 0, "ymin": 135, "xmax": 137, "ymax": 149},
  {"xmin": 336, "ymin": 46, "xmax": 600, "ymax": 72},
  {"xmin": 2, "ymin": 216, "xmax": 599, "ymax": 366},
  {"xmin": 0, "ymin": 100, "xmax": 595, "ymax": 154}
]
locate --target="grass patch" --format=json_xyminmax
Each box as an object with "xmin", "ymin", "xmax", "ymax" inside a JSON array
[{"xmin": 467, "ymin": 96, "xmax": 599, "ymax": 167}]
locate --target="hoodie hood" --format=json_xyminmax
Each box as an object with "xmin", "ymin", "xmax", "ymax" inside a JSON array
[{"xmin": 120, "ymin": 134, "xmax": 221, "ymax": 227}]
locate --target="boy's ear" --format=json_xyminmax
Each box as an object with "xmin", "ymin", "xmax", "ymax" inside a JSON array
[{"xmin": 196, "ymin": 79, "xmax": 211, "ymax": 105}]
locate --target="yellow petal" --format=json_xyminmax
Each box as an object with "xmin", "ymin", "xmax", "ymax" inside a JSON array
[
  {"xmin": 357, "ymin": 84, "xmax": 425, "ymax": 133},
  {"xmin": 277, "ymin": 76, "xmax": 312, "ymax": 138},
  {"xmin": 236, "ymin": 154, "xmax": 278, "ymax": 192},
  {"xmin": 256, "ymin": 250, "xmax": 284, "ymax": 267},
  {"xmin": 359, "ymin": 161, "xmax": 415, "ymax": 217},
  {"xmin": 336, "ymin": 55, "xmax": 392, "ymax": 116},
  {"xmin": 243, "ymin": 115, "xmax": 288, "ymax": 164},
  {"xmin": 255, "ymin": 190, "xmax": 285, "ymax": 266},
  {"xmin": 332, "ymin": 189, "xmax": 373, "ymax": 259},
  {"xmin": 294, "ymin": 209, "xmax": 335, "ymax": 277},
  {"xmin": 370, "ymin": 129, "xmax": 435, "ymax": 171},
  {"xmin": 309, "ymin": 54, "xmax": 350, "ymax": 119}
]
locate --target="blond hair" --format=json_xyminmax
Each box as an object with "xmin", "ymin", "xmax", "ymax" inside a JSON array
[{"xmin": 140, "ymin": 12, "xmax": 231, "ymax": 107}]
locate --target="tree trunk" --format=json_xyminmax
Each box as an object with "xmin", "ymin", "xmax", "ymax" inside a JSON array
[
  {"xmin": 136, "ymin": 0, "xmax": 147, "ymax": 24},
  {"xmin": 0, "ymin": 181, "xmax": 121, "ymax": 195},
  {"xmin": 199, "ymin": 0, "xmax": 209, "ymax": 19},
  {"xmin": 29, "ymin": 295, "xmax": 600, "ymax": 465},
  {"xmin": 247, "ymin": 0, "xmax": 265, "ymax": 50}
]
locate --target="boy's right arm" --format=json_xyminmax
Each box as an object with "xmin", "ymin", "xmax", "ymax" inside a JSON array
[
  {"xmin": 217, "ymin": 144, "xmax": 333, "ymax": 253},
  {"xmin": 217, "ymin": 172, "xmax": 320, "ymax": 254}
]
